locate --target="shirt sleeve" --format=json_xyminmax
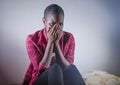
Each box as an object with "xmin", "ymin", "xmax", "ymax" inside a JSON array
[
  {"xmin": 65, "ymin": 34, "xmax": 75, "ymax": 64},
  {"xmin": 26, "ymin": 35, "xmax": 46, "ymax": 73}
]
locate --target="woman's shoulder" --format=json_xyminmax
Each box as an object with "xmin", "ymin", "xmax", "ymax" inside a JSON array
[
  {"xmin": 63, "ymin": 31, "xmax": 74, "ymax": 39},
  {"xmin": 26, "ymin": 29, "xmax": 44, "ymax": 42}
]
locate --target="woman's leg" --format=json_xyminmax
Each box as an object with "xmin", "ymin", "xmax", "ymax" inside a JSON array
[
  {"xmin": 33, "ymin": 63, "xmax": 64, "ymax": 85},
  {"xmin": 48, "ymin": 63, "xmax": 64, "ymax": 85},
  {"xmin": 63, "ymin": 64, "xmax": 86, "ymax": 85},
  {"xmin": 33, "ymin": 69, "xmax": 48, "ymax": 85}
]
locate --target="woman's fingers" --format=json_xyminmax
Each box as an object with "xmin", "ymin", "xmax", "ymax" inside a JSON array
[
  {"xmin": 57, "ymin": 25, "xmax": 62, "ymax": 35},
  {"xmin": 47, "ymin": 23, "xmax": 62, "ymax": 42},
  {"xmin": 53, "ymin": 24, "xmax": 59, "ymax": 35},
  {"xmin": 51, "ymin": 24, "xmax": 57, "ymax": 35}
]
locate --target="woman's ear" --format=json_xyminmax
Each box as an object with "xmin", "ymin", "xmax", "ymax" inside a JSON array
[{"xmin": 42, "ymin": 18, "xmax": 46, "ymax": 24}]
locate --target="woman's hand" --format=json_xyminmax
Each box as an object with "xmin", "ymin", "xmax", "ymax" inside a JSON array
[
  {"xmin": 54, "ymin": 24, "xmax": 63, "ymax": 46},
  {"xmin": 47, "ymin": 23, "xmax": 62, "ymax": 45},
  {"xmin": 47, "ymin": 24, "xmax": 57, "ymax": 43}
]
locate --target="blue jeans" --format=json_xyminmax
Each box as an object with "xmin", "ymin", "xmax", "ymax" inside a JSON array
[{"xmin": 33, "ymin": 63, "xmax": 86, "ymax": 85}]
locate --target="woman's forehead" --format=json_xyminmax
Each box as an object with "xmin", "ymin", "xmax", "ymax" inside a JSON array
[{"xmin": 46, "ymin": 14, "xmax": 64, "ymax": 23}]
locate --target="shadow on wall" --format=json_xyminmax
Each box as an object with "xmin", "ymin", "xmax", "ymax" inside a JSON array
[{"xmin": 102, "ymin": 0, "xmax": 120, "ymax": 76}]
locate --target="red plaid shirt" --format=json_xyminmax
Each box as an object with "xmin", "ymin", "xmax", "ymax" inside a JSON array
[{"xmin": 22, "ymin": 28, "xmax": 75, "ymax": 85}]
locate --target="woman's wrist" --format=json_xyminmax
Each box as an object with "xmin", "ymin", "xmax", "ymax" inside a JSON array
[
  {"xmin": 48, "ymin": 39, "xmax": 54, "ymax": 44},
  {"xmin": 54, "ymin": 41, "xmax": 59, "ymax": 48}
]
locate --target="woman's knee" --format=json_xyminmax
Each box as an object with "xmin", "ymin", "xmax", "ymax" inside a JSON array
[
  {"xmin": 63, "ymin": 64, "xmax": 86, "ymax": 85},
  {"xmin": 51, "ymin": 63, "xmax": 60, "ymax": 68},
  {"xmin": 48, "ymin": 63, "xmax": 64, "ymax": 85},
  {"xmin": 64, "ymin": 64, "xmax": 77, "ymax": 70},
  {"xmin": 49, "ymin": 63, "xmax": 62, "ymax": 73}
]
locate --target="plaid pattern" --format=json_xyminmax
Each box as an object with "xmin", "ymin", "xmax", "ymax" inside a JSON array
[{"xmin": 22, "ymin": 28, "xmax": 75, "ymax": 85}]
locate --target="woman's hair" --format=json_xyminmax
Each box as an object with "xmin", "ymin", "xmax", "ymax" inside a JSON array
[{"xmin": 44, "ymin": 4, "xmax": 64, "ymax": 19}]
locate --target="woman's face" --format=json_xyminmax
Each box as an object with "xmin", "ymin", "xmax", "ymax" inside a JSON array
[{"xmin": 43, "ymin": 13, "xmax": 64, "ymax": 31}]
